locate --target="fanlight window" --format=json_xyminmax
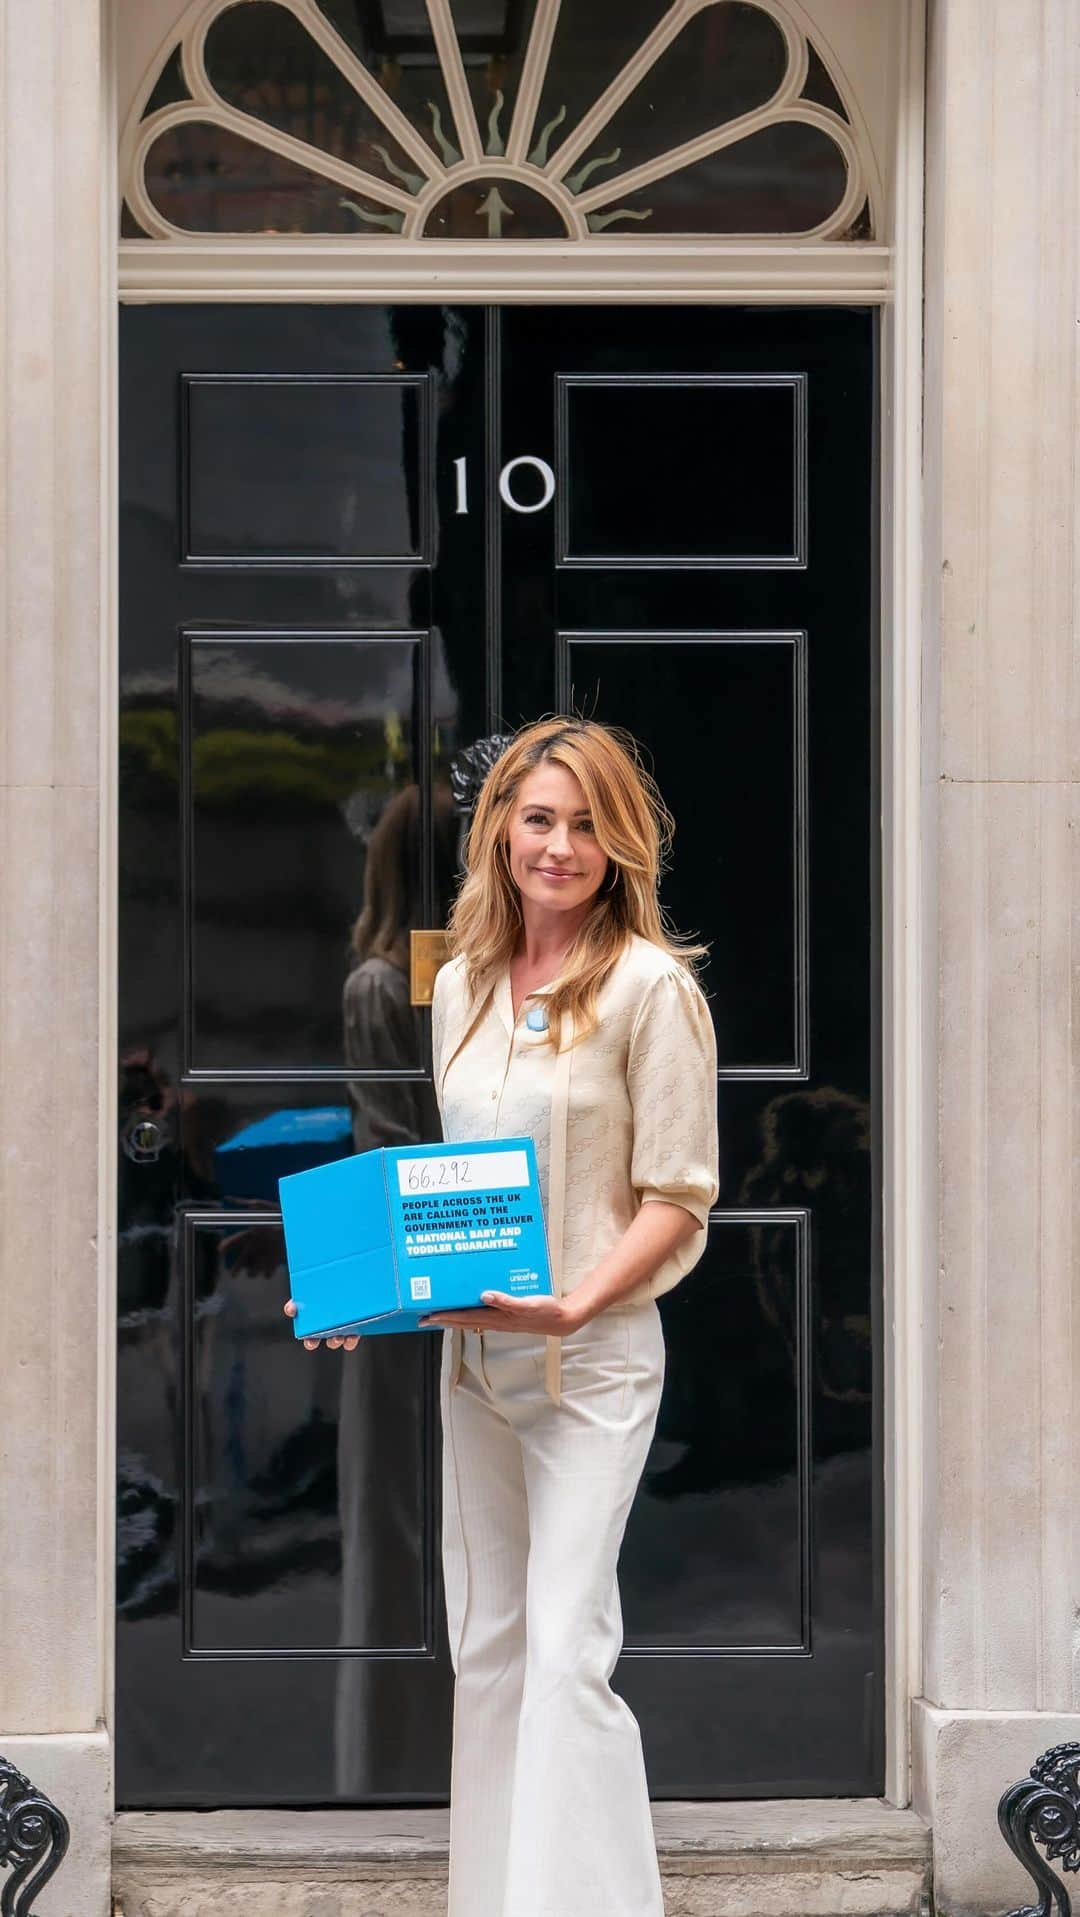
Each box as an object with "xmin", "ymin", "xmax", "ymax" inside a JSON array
[{"xmin": 121, "ymin": 0, "xmax": 873, "ymax": 241}]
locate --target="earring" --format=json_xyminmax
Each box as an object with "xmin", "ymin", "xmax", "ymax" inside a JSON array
[{"xmin": 604, "ymin": 865, "xmax": 619, "ymax": 893}]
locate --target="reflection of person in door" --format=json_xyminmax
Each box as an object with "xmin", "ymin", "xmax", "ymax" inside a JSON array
[
  {"xmin": 343, "ymin": 780, "xmax": 453, "ymax": 1155},
  {"xmin": 332, "ymin": 779, "xmax": 457, "ymax": 1797},
  {"xmin": 291, "ymin": 718, "xmax": 719, "ymax": 1915}
]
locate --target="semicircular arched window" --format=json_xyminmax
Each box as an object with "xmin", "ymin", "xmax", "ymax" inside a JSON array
[{"xmin": 120, "ymin": 0, "xmax": 874, "ymax": 242}]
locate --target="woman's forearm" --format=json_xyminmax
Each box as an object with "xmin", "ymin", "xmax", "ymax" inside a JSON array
[
  {"xmin": 425, "ymin": 1200, "xmax": 702, "ymax": 1337},
  {"xmin": 564, "ymin": 1200, "xmax": 702, "ymax": 1328}
]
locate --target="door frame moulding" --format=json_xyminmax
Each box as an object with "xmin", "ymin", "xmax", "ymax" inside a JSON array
[
  {"xmin": 106, "ymin": 0, "xmax": 927, "ymax": 1815},
  {"xmin": 101, "ymin": 0, "xmax": 121, "ymax": 1757},
  {"xmin": 878, "ymin": 0, "xmax": 927, "ymax": 1814}
]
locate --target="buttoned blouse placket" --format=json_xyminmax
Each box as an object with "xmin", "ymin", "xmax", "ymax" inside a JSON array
[
  {"xmin": 489, "ymin": 969, "xmax": 520, "ymax": 1136},
  {"xmin": 447, "ymin": 971, "xmax": 571, "ymax": 1405},
  {"xmin": 474, "ymin": 974, "xmax": 520, "ymax": 1393}
]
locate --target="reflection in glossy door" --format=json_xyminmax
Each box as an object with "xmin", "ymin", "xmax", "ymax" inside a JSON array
[{"xmin": 118, "ymin": 303, "xmax": 878, "ymax": 1805}]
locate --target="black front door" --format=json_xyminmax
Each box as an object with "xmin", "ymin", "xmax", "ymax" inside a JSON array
[{"xmin": 118, "ymin": 303, "xmax": 879, "ymax": 1806}]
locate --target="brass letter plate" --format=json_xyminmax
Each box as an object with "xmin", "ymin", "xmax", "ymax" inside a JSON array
[{"xmin": 410, "ymin": 929, "xmax": 450, "ymax": 1006}]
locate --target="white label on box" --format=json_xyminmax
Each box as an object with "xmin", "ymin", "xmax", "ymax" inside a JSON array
[
  {"xmin": 395, "ymin": 1148, "xmax": 531, "ymax": 1197},
  {"xmin": 410, "ymin": 1275, "xmax": 432, "ymax": 1301}
]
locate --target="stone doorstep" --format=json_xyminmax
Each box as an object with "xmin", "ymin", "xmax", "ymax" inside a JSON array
[{"xmin": 113, "ymin": 1801, "xmax": 932, "ymax": 1917}]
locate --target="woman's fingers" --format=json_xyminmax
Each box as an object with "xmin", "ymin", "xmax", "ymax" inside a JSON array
[
  {"xmin": 421, "ymin": 1296, "xmax": 534, "ymax": 1325},
  {"xmin": 285, "ymin": 1296, "xmax": 319, "ymax": 1347},
  {"xmin": 419, "ymin": 1308, "xmax": 494, "ymax": 1328},
  {"xmin": 421, "ymin": 1295, "xmax": 574, "ymax": 1336},
  {"xmin": 289, "ymin": 1303, "xmax": 361, "ymax": 1353},
  {"xmin": 286, "ymin": 1297, "xmax": 320, "ymax": 1346},
  {"xmin": 476, "ymin": 1292, "xmax": 543, "ymax": 1324},
  {"xmin": 420, "ymin": 1308, "xmax": 525, "ymax": 1332}
]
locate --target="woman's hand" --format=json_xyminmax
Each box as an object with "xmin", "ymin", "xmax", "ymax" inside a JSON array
[
  {"xmin": 282, "ymin": 1298, "xmax": 360, "ymax": 1351},
  {"xmin": 419, "ymin": 1292, "xmax": 587, "ymax": 1336},
  {"xmin": 421, "ymin": 1203, "xmax": 702, "ymax": 1336}
]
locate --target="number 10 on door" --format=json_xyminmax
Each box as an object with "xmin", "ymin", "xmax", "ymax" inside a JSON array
[{"xmin": 452, "ymin": 456, "xmax": 556, "ymax": 516}]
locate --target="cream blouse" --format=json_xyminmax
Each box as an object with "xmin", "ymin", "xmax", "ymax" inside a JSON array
[{"xmin": 431, "ymin": 933, "xmax": 719, "ymax": 1399}]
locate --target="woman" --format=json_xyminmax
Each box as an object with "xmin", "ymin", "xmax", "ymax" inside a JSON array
[{"xmin": 290, "ymin": 717, "xmax": 718, "ymax": 1916}]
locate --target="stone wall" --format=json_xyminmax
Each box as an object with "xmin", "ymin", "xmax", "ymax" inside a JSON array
[
  {"xmin": 0, "ymin": 0, "xmax": 111, "ymax": 1911},
  {"xmin": 914, "ymin": 0, "xmax": 1080, "ymax": 1908}
]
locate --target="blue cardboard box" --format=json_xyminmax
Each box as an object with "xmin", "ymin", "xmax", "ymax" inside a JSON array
[{"xmin": 280, "ymin": 1136, "xmax": 553, "ymax": 1340}]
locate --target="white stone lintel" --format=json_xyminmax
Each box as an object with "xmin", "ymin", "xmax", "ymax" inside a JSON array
[{"xmin": 118, "ymin": 237, "xmax": 893, "ymax": 304}]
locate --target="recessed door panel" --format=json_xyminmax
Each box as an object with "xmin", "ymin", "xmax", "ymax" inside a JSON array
[
  {"xmin": 183, "ymin": 1212, "xmax": 431, "ymax": 1657},
  {"xmin": 183, "ymin": 374, "xmax": 430, "ymax": 562},
  {"xmin": 558, "ymin": 375, "xmax": 805, "ymax": 566},
  {"xmin": 620, "ymin": 1213, "xmax": 809, "ymax": 1651},
  {"xmin": 185, "ymin": 632, "xmax": 426, "ymax": 1075}
]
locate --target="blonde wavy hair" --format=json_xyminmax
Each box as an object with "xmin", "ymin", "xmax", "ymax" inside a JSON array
[{"xmin": 447, "ymin": 717, "xmax": 706, "ymax": 1045}]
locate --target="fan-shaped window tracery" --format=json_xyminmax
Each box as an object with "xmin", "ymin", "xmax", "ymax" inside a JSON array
[{"xmin": 121, "ymin": 0, "xmax": 874, "ymax": 242}]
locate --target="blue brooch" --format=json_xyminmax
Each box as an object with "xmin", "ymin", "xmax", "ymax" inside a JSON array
[{"xmin": 525, "ymin": 1004, "xmax": 549, "ymax": 1033}]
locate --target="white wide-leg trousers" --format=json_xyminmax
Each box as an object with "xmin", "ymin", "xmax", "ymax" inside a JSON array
[{"xmin": 440, "ymin": 1303, "xmax": 666, "ymax": 1917}]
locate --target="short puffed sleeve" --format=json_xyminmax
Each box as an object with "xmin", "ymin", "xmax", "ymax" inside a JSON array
[{"xmin": 627, "ymin": 965, "xmax": 719, "ymax": 1229}]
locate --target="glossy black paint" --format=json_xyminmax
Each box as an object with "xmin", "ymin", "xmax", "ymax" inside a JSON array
[{"xmin": 118, "ymin": 304, "xmax": 879, "ymax": 1805}]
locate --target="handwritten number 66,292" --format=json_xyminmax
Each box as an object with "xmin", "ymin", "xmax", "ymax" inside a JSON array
[{"xmin": 403, "ymin": 1158, "xmax": 474, "ymax": 1192}]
